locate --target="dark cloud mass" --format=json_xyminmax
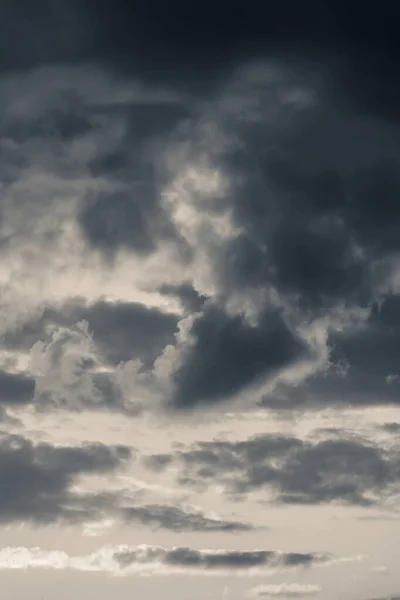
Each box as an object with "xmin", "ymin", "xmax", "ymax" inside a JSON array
[
  {"xmin": 113, "ymin": 545, "xmax": 327, "ymax": 572},
  {"xmin": 122, "ymin": 504, "xmax": 253, "ymax": 533},
  {"xmin": 0, "ymin": 371, "xmax": 35, "ymax": 405},
  {"xmin": 1, "ymin": 2, "xmax": 400, "ymax": 596},
  {"xmin": 0, "ymin": 432, "xmax": 131, "ymax": 524},
  {"xmin": 171, "ymin": 306, "xmax": 308, "ymax": 408},
  {"xmin": 1, "ymin": 2, "xmax": 398, "ymax": 103},
  {"xmin": 0, "ymin": 0, "xmax": 400, "ymax": 415},
  {"xmin": 264, "ymin": 294, "xmax": 400, "ymax": 410},
  {"xmin": 78, "ymin": 183, "xmax": 180, "ymax": 258},
  {"xmin": 147, "ymin": 433, "xmax": 399, "ymax": 507},
  {"xmin": 3, "ymin": 297, "xmax": 178, "ymax": 367}
]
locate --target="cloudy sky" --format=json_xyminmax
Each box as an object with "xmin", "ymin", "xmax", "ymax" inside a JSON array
[{"xmin": 1, "ymin": 2, "xmax": 400, "ymax": 599}]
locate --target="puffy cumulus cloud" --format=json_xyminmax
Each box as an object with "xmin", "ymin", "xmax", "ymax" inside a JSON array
[
  {"xmin": 25, "ymin": 317, "xmax": 167, "ymax": 414},
  {"xmin": 30, "ymin": 320, "xmax": 118, "ymax": 412},
  {"xmin": 247, "ymin": 583, "xmax": 321, "ymax": 598},
  {"xmin": 0, "ymin": 544, "xmax": 331, "ymax": 576},
  {"xmin": 4, "ymin": 296, "xmax": 178, "ymax": 367},
  {"xmin": 0, "ymin": 431, "xmax": 131, "ymax": 525},
  {"xmin": 145, "ymin": 432, "xmax": 400, "ymax": 507}
]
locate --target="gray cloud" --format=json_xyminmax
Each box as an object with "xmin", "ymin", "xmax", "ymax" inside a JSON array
[
  {"xmin": 263, "ymin": 294, "xmax": 400, "ymax": 410},
  {"xmin": 4, "ymin": 296, "xmax": 178, "ymax": 367},
  {"xmin": 171, "ymin": 305, "xmax": 309, "ymax": 408},
  {"xmin": 0, "ymin": 370, "xmax": 35, "ymax": 405},
  {"xmin": 0, "ymin": 428, "xmax": 254, "ymax": 532},
  {"xmin": 78, "ymin": 183, "xmax": 177, "ymax": 258},
  {"xmin": 1, "ymin": 3, "xmax": 400, "ymax": 423},
  {"xmin": 381, "ymin": 423, "xmax": 400, "ymax": 434},
  {"xmin": 0, "ymin": 431, "xmax": 131, "ymax": 525},
  {"xmin": 158, "ymin": 282, "xmax": 208, "ymax": 313},
  {"xmin": 77, "ymin": 98, "xmax": 192, "ymax": 258},
  {"xmin": 0, "ymin": 543, "xmax": 333, "ymax": 575},
  {"xmin": 121, "ymin": 504, "xmax": 253, "ymax": 532},
  {"xmin": 114, "ymin": 546, "xmax": 328, "ymax": 572},
  {"xmin": 146, "ymin": 433, "xmax": 398, "ymax": 506}
]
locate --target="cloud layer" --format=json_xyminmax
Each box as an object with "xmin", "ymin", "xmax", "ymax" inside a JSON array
[{"xmin": 0, "ymin": 544, "xmax": 331, "ymax": 576}]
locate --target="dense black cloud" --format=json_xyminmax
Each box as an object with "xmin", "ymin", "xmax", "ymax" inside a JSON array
[
  {"xmin": 214, "ymin": 125, "xmax": 400, "ymax": 310},
  {"xmin": 0, "ymin": 370, "xmax": 35, "ymax": 405},
  {"xmin": 2, "ymin": 1, "xmax": 399, "ymax": 109},
  {"xmin": 0, "ymin": 431, "xmax": 131, "ymax": 524},
  {"xmin": 1, "ymin": 101, "xmax": 93, "ymax": 145},
  {"xmin": 3, "ymin": 297, "xmax": 177, "ymax": 367},
  {"xmin": 147, "ymin": 433, "xmax": 398, "ymax": 506},
  {"xmin": 171, "ymin": 305, "xmax": 308, "ymax": 408},
  {"xmin": 122, "ymin": 504, "xmax": 253, "ymax": 533}
]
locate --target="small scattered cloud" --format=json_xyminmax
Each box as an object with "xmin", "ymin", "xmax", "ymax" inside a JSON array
[{"xmin": 248, "ymin": 583, "xmax": 321, "ymax": 598}]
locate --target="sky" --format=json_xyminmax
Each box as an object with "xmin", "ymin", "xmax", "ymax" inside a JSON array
[{"xmin": 1, "ymin": 2, "xmax": 400, "ymax": 599}]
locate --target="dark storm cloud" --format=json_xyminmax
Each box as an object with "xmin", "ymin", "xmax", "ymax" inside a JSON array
[
  {"xmin": 171, "ymin": 305, "xmax": 308, "ymax": 408},
  {"xmin": 194, "ymin": 111, "xmax": 400, "ymax": 407},
  {"xmin": 215, "ymin": 133, "xmax": 400, "ymax": 310},
  {"xmin": 1, "ymin": 101, "xmax": 93, "ymax": 144},
  {"xmin": 0, "ymin": 73, "xmax": 191, "ymax": 260},
  {"xmin": 0, "ymin": 431, "xmax": 131, "ymax": 524},
  {"xmin": 122, "ymin": 504, "xmax": 253, "ymax": 532},
  {"xmin": 2, "ymin": 1, "xmax": 398, "ymax": 108},
  {"xmin": 146, "ymin": 433, "xmax": 399, "ymax": 506},
  {"xmin": 77, "ymin": 99, "xmax": 192, "ymax": 257},
  {"xmin": 113, "ymin": 545, "xmax": 327, "ymax": 572},
  {"xmin": 2, "ymin": 1, "xmax": 400, "ymax": 416},
  {"xmin": 3, "ymin": 297, "xmax": 177, "ymax": 367},
  {"xmin": 0, "ymin": 370, "xmax": 35, "ymax": 405},
  {"xmin": 262, "ymin": 294, "xmax": 400, "ymax": 410}
]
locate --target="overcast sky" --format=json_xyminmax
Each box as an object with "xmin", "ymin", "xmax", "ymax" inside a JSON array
[{"xmin": 1, "ymin": 2, "xmax": 400, "ymax": 599}]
